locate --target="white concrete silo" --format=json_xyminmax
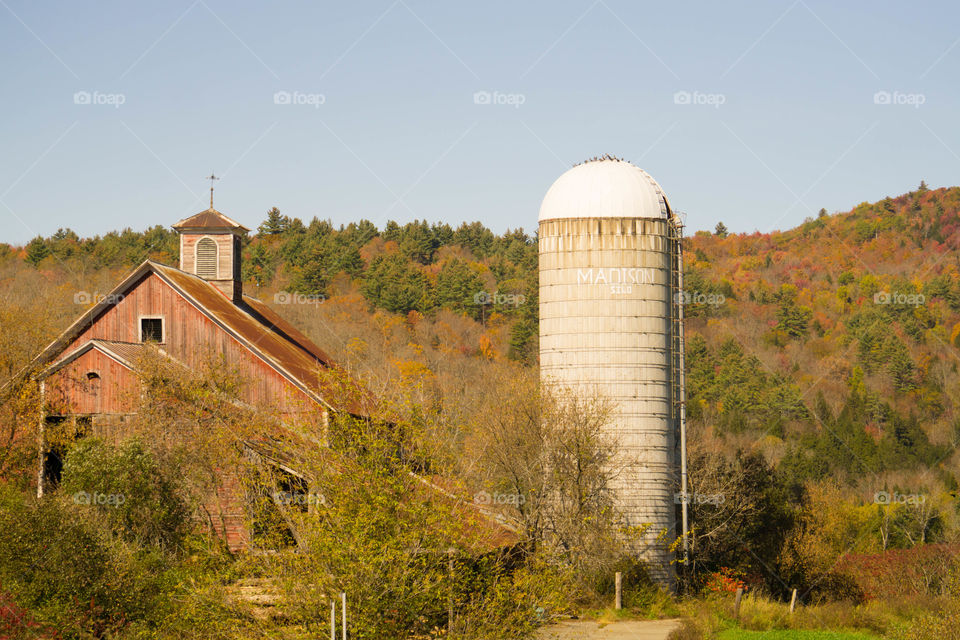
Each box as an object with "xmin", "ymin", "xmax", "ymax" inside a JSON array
[{"xmin": 538, "ymin": 157, "xmax": 685, "ymax": 589}]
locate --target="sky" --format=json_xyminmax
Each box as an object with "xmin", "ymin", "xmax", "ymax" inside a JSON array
[{"xmin": 1, "ymin": 0, "xmax": 959, "ymax": 245}]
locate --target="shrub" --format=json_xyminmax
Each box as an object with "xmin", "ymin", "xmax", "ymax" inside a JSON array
[
  {"xmin": 835, "ymin": 544, "xmax": 960, "ymax": 599},
  {"xmin": 452, "ymin": 554, "xmax": 576, "ymax": 638},
  {"xmin": 705, "ymin": 568, "xmax": 748, "ymax": 595},
  {"xmin": 892, "ymin": 611, "xmax": 960, "ymax": 640},
  {"xmin": 269, "ymin": 412, "xmax": 585, "ymax": 639},
  {"xmin": 60, "ymin": 438, "xmax": 190, "ymax": 548},
  {"xmin": 0, "ymin": 483, "xmax": 170, "ymax": 637},
  {"xmin": 0, "ymin": 588, "xmax": 58, "ymax": 639}
]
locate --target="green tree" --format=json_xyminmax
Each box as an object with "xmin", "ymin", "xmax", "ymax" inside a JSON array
[
  {"xmin": 714, "ymin": 221, "xmax": 729, "ymax": 238},
  {"xmin": 399, "ymin": 220, "xmax": 438, "ymax": 265},
  {"xmin": 436, "ymin": 259, "xmax": 485, "ymax": 318},
  {"xmin": 453, "ymin": 221, "xmax": 496, "ymax": 257},
  {"xmin": 258, "ymin": 206, "xmax": 290, "ymax": 235},
  {"xmin": 362, "ymin": 254, "xmax": 433, "ymax": 314},
  {"xmin": 686, "ymin": 448, "xmax": 794, "ymax": 593},
  {"xmin": 243, "ymin": 242, "xmax": 273, "ymax": 286},
  {"xmin": 775, "ymin": 286, "xmax": 812, "ymax": 338},
  {"xmin": 24, "ymin": 236, "xmax": 50, "ymax": 266}
]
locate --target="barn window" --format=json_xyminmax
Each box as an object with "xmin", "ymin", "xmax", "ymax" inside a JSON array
[
  {"xmin": 196, "ymin": 238, "xmax": 218, "ymax": 279},
  {"xmin": 85, "ymin": 371, "xmax": 101, "ymax": 397},
  {"xmin": 140, "ymin": 317, "xmax": 164, "ymax": 343}
]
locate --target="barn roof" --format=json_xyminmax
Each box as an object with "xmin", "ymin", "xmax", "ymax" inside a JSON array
[
  {"xmin": 33, "ymin": 260, "xmax": 369, "ymax": 416},
  {"xmin": 172, "ymin": 208, "xmax": 250, "ymax": 232},
  {"xmin": 43, "ymin": 339, "xmax": 148, "ymax": 376}
]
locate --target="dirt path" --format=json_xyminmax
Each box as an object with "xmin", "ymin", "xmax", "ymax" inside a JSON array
[{"xmin": 535, "ymin": 618, "xmax": 681, "ymax": 639}]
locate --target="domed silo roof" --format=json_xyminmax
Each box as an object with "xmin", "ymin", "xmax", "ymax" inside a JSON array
[{"xmin": 538, "ymin": 158, "xmax": 671, "ymax": 222}]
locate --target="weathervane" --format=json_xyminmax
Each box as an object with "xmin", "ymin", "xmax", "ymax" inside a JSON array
[{"xmin": 206, "ymin": 172, "xmax": 219, "ymax": 209}]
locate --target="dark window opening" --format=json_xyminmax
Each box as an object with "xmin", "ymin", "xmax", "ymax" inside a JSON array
[
  {"xmin": 141, "ymin": 318, "xmax": 163, "ymax": 343},
  {"xmin": 42, "ymin": 449, "xmax": 63, "ymax": 488},
  {"xmin": 249, "ymin": 465, "xmax": 310, "ymax": 549},
  {"xmin": 85, "ymin": 371, "xmax": 101, "ymax": 397},
  {"xmin": 41, "ymin": 416, "xmax": 67, "ymax": 489}
]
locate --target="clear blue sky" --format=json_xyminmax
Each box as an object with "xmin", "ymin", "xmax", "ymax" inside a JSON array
[{"xmin": 2, "ymin": 0, "xmax": 958, "ymax": 244}]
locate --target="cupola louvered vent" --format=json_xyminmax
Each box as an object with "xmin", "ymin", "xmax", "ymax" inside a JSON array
[{"xmin": 196, "ymin": 238, "xmax": 217, "ymax": 279}]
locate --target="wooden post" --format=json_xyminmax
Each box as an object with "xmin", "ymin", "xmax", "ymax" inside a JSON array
[
  {"xmin": 330, "ymin": 600, "xmax": 335, "ymax": 640},
  {"xmin": 734, "ymin": 587, "xmax": 743, "ymax": 621},
  {"xmin": 341, "ymin": 592, "xmax": 347, "ymax": 640},
  {"xmin": 614, "ymin": 572, "xmax": 622, "ymax": 610},
  {"xmin": 36, "ymin": 381, "xmax": 46, "ymax": 499},
  {"xmin": 447, "ymin": 548, "xmax": 455, "ymax": 633},
  {"xmin": 789, "ymin": 589, "xmax": 797, "ymax": 614}
]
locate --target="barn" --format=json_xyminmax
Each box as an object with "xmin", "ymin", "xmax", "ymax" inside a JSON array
[{"xmin": 31, "ymin": 206, "xmax": 368, "ymax": 549}]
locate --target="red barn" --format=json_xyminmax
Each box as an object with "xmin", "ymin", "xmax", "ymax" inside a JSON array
[{"xmin": 32, "ymin": 207, "xmax": 362, "ymax": 549}]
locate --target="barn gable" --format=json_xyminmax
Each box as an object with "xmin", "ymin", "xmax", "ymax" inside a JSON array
[
  {"xmin": 43, "ymin": 340, "xmax": 142, "ymax": 416},
  {"xmin": 36, "ymin": 260, "xmax": 361, "ymax": 418}
]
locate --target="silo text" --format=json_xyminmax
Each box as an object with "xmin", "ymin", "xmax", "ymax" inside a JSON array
[{"xmin": 576, "ymin": 268, "xmax": 657, "ymax": 285}]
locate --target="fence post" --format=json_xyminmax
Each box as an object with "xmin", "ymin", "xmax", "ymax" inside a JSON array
[
  {"xmin": 341, "ymin": 592, "xmax": 347, "ymax": 640},
  {"xmin": 330, "ymin": 600, "xmax": 335, "ymax": 640},
  {"xmin": 734, "ymin": 587, "xmax": 743, "ymax": 621},
  {"xmin": 789, "ymin": 589, "xmax": 797, "ymax": 614},
  {"xmin": 615, "ymin": 572, "xmax": 622, "ymax": 610},
  {"xmin": 448, "ymin": 548, "xmax": 455, "ymax": 633}
]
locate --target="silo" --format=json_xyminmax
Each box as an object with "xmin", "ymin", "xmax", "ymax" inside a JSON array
[{"xmin": 538, "ymin": 157, "xmax": 684, "ymax": 589}]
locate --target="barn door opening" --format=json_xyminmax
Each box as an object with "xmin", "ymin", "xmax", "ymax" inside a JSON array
[
  {"xmin": 41, "ymin": 416, "xmax": 93, "ymax": 492},
  {"xmin": 40, "ymin": 416, "xmax": 68, "ymax": 489}
]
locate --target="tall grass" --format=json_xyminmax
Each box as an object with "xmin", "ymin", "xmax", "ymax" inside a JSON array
[{"xmin": 668, "ymin": 592, "xmax": 960, "ymax": 640}]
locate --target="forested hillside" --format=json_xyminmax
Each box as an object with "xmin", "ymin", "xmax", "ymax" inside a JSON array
[
  {"xmin": 683, "ymin": 183, "xmax": 960, "ymax": 493},
  {"xmin": 3, "ymin": 183, "xmax": 960, "ymax": 603},
  {"xmin": 8, "ymin": 185, "xmax": 960, "ymax": 486}
]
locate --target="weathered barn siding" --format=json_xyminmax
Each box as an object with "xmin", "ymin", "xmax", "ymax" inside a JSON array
[
  {"xmin": 209, "ymin": 474, "xmax": 248, "ymax": 551},
  {"xmin": 63, "ymin": 272, "xmax": 314, "ymax": 417},
  {"xmin": 45, "ymin": 348, "xmax": 137, "ymax": 415}
]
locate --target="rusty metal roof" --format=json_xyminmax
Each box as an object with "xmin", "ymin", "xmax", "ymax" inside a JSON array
[
  {"xmin": 171, "ymin": 208, "xmax": 250, "ymax": 232},
  {"xmin": 93, "ymin": 340, "xmax": 147, "ymax": 367},
  {"xmin": 152, "ymin": 263, "xmax": 368, "ymax": 415},
  {"xmin": 44, "ymin": 340, "xmax": 185, "ymax": 378},
  {"xmin": 44, "ymin": 339, "xmax": 145, "ymax": 375}
]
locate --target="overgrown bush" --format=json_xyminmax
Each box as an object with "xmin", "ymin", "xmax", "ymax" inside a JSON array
[
  {"xmin": 266, "ymin": 411, "xmax": 589, "ymax": 639},
  {"xmin": 0, "ymin": 462, "xmax": 248, "ymax": 639},
  {"xmin": 0, "ymin": 483, "xmax": 172, "ymax": 637},
  {"xmin": 451, "ymin": 554, "xmax": 576, "ymax": 638},
  {"xmin": 836, "ymin": 544, "xmax": 960, "ymax": 599},
  {"xmin": 0, "ymin": 588, "xmax": 57, "ymax": 639},
  {"xmin": 60, "ymin": 438, "xmax": 190, "ymax": 549},
  {"xmin": 892, "ymin": 611, "xmax": 960, "ymax": 640},
  {"xmin": 684, "ymin": 448, "xmax": 793, "ymax": 595}
]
